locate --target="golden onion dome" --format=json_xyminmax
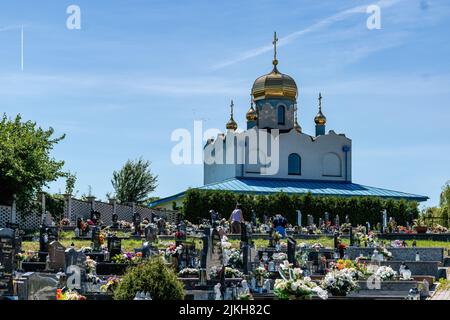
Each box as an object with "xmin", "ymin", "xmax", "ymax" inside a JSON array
[
  {"xmin": 226, "ymin": 118, "xmax": 238, "ymax": 131},
  {"xmin": 314, "ymin": 93, "xmax": 326, "ymax": 125},
  {"xmin": 251, "ymin": 32, "xmax": 298, "ymax": 101},
  {"xmin": 246, "ymin": 105, "xmax": 257, "ymax": 121},
  {"xmin": 314, "ymin": 110, "xmax": 326, "ymax": 125},
  {"xmin": 251, "ymin": 61, "xmax": 298, "ymax": 101},
  {"xmin": 226, "ymin": 100, "xmax": 238, "ymax": 131}
]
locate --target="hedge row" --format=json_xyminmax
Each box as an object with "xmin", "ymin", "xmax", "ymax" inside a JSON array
[{"xmin": 182, "ymin": 189, "xmax": 419, "ymax": 226}]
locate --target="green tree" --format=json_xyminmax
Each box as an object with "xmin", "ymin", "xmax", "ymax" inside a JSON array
[
  {"xmin": 65, "ymin": 171, "xmax": 77, "ymax": 195},
  {"xmin": 111, "ymin": 157, "xmax": 158, "ymax": 204},
  {"xmin": 0, "ymin": 114, "xmax": 65, "ymax": 211},
  {"xmin": 113, "ymin": 257, "xmax": 184, "ymax": 300},
  {"xmin": 439, "ymin": 181, "xmax": 450, "ymax": 227}
]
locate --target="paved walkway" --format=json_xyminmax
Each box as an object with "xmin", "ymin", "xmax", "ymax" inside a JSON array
[{"xmin": 429, "ymin": 289, "xmax": 450, "ymax": 300}]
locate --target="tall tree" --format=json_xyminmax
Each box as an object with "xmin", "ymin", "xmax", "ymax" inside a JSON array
[
  {"xmin": 0, "ymin": 114, "xmax": 66, "ymax": 210},
  {"xmin": 111, "ymin": 158, "xmax": 158, "ymax": 204},
  {"xmin": 439, "ymin": 181, "xmax": 450, "ymax": 227}
]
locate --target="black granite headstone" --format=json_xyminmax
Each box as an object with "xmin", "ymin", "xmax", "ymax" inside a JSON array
[
  {"xmin": 349, "ymin": 227, "xmax": 354, "ymax": 246},
  {"xmin": 107, "ymin": 236, "xmax": 121, "ymax": 257},
  {"xmin": 287, "ymin": 237, "xmax": 297, "ymax": 266},
  {"xmin": 91, "ymin": 226, "xmax": 101, "ymax": 251}
]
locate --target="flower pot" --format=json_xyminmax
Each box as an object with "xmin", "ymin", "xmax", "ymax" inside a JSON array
[{"xmin": 415, "ymin": 226, "xmax": 428, "ymax": 234}]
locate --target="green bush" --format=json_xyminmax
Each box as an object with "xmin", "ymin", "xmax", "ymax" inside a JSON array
[
  {"xmin": 182, "ymin": 189, "xmax": 419, "ymax": 226},
  {"xmin": 113, "ymin": 257, "xmax": 184, "ymax": 300}
]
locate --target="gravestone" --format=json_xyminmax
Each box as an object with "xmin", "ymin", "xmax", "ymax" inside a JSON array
[
  {"xmin": 65, "ymin": 248, "xmax": 77, "ymax": 269},
  {"xmin": 48, "ymin": 241, "xmax": 66, "ymax": 271},
  {"xmin": 345, "ymin": 215, "xmax": 350, "ymax": 224},
  {"xmin": 242, "ymin": 244, "xmax": 250, "ymax": 275},
  {"xmin": 307, "ymin": 215, "xmax": 314, "ymax": 227},
  {"xmin": 349, "ymin": 227, "xmax": 354, "ymax": 246},
  {"xmin": 207, "ymin": 228, "xmax": 223, "ymax": 280},
  {"xmin": 335, "ymin": 215, "xmax": 340, "ymax": 228},
  {"xmin": 240, "ymin": 222, "xmax": 249, "ymax": 244},
  {"xmin": 333, "ymin": 232, "xmax": 339, "ymax": 250},
  {"xmin": 287, "ymin": 237, "xmax": 297, "ymax": 265},
  {"xmin": 133, "ymin": 211, "xmax": 142, "ymax": 235},
  {"xmin": 382, "ymin": 210, "xmax": 388, "ymax": 233},
  {"xmin": 91, "ymin": 226, "xmax": 101, "ymax": 251},
  {"xmin": 200, "ymin": 229, "xmax": 210, "ymax": 269},
  {"xmin": 296, "ymin": 210, "xmax": 302, "ymax": 227},
  {"xmin": 6, "ymin": 222, "xmax": 21, "ymax": 254},
  {"xmin": 145, "ymin": 224, "xmax": 158, "ymax": 242},
  {"xmin": 39, "ymin": 226, "xmax": 50, "ymax": 260},
  {"xmin": 107, "ymin": 236, "xmax": 122, "ymax": 258},
  {"xmin": 0, "ymin": 228, "xmax": 15, "ymax": 300},
  {"xmin": 324, "ymin": 212, "xmax": 329, "ymax": 223},
  {"xmin": 251, "ymin": 210, "xmax": 257, "ymax": 227},
  {"xmin": 157, "ymin": 217, "xmax": 166, "ymax": 235},
  {"xmin": 111, "ymin": 213, "xmax": 119, "ymax": 228},
  {"xmin": 0, "ymin": 228, "xmax": 15, "ymax": 273}
]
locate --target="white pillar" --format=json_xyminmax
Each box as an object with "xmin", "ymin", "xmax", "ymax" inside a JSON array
[
  {"xmin": 64, "ymin": 194, "xmax": 72, "ymax": 220},
  {"xmin": 87, "ymin": 196, "xmax": 96, "ymax": 210}
]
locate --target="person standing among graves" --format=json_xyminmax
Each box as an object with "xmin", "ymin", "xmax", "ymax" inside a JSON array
[
  {"xmin": 229, "ymin": 204, "xmax": 244, "ymax": 234},
  {"xmin": 272, "ymin": 214, "xmax": 288, "ymax": 238},
  {"xmin": 210, "ymin": 209, "xmax": 220, "ymax": 226}
]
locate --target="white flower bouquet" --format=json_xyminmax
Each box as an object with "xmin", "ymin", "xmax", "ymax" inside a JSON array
[
  {"xmin": 320, "ymin": 269, "xmax": 359, "ymax": 296},
  {"xmin": 178, "ymin": 267, "xmax": 200, "ymax": 277},
  {"xmin": 209, "ymin": 266, "xmax": 244, "ymax": 279},
  {"xmin": 274, "ymin": 264, "xmax": 328, "ymax": 300},
  {"xmin": 272, "ymin": 252, "xmax": 287, "ymax": 262},
  {"xmin": 375, "ymin": 266, "xmax": 397, "ymax": 281}
]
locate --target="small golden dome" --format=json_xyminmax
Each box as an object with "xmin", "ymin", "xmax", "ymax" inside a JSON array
[
  {"xmin": 226, "ymin": 100, "xmax": 238, "ymax": 131},
  {"xmin": 226, "ymin": 118, "xmax": 238, "ymax": 131},
  {"xmin": 314, "ymin": 110, "xmax": 326, "ymax": 125},
  {"xmin": 314, "ymin": 93, "xmax": 326, "ymax": 125},
  {"xmin": 246, "ymin": 105, "xmax": 257, "ymax": 121}
]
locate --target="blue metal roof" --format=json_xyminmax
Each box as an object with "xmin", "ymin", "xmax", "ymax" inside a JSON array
[{"xmin": 149, "ymin": 178, "xmax": 428, "ymax": 207}]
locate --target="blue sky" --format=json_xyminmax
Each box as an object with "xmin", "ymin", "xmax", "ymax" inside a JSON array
[{"xmin": 1, "ymin": 0, "xmax": 449, "ymax": 208}]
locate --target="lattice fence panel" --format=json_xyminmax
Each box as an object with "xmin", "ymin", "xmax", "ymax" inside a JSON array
[
  {"xmin": 95, "ymin": 201, "xmax": 114, "ymax": 225},
  {"xmin": 115, "ymin": 203, "xmax": 134, "ymax": 222},
  {"xmin": 136, "ymin": 206, "xmax": 154, "ymax": 221},
  {"xmin": 71, "ymin": 199, "xmax": 92, "ymax": 221},
  {"xmin": 18, "ymin": 212, "xmax": 42, "ymax": 230},
  {"xmin": 0, "ymin": 205, "xmax": 12, "ymax": 228}
]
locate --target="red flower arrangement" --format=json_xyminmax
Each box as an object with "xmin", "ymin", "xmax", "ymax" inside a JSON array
[{"xmin": 175, "ymin": 231, "xmax": 185, "ymax": 239}]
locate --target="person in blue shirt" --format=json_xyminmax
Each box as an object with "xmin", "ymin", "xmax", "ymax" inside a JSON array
[{"xmin": 272, "ymin": 214, "xmax": 288, "ymax": 238}]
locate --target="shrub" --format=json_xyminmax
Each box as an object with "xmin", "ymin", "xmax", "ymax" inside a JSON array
[
  {"xmin": 113, "ymin": 257, "xmax": 184, "ymax": 300},
  {"xmin": 182, "ymin": 189, "xmax": 419, "ymax": 226}
]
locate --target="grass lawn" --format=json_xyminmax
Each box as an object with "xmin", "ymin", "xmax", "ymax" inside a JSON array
[{"xmin": 21, "ymin": 235, "xmax": 450, "ymax": 252}]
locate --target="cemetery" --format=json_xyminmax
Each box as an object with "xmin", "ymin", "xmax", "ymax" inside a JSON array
[{"xmin": 1, "ymin": 200, "xmax": 449, "ymax": 301}]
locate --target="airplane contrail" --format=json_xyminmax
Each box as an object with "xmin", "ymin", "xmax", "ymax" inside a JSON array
[{"xmin": 211, "ymin": 0, "xmax": 404, "ymax": 70}]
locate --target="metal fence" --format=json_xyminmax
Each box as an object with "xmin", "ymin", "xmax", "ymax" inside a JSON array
[{"xmin": 0, "ymin": 197, "xmax": 179, "ymax": 231}]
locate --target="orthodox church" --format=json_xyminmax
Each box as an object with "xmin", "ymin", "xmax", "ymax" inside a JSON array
[{"xmin": 150, "ymin": 33, "xmax": 427, "ymax": 209}]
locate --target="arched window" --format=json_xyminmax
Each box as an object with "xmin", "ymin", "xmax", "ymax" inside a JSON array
[
  {"xmin": 323, "ymin": 153, "xmax": 342, "ymax": 177},
  {"xmin": 288, "ymin": 153, "xmax": 301, "ymax": 175},
  {"xmin": 277, "ymin": 105, "xmax": 285, "ymax": 125}
]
